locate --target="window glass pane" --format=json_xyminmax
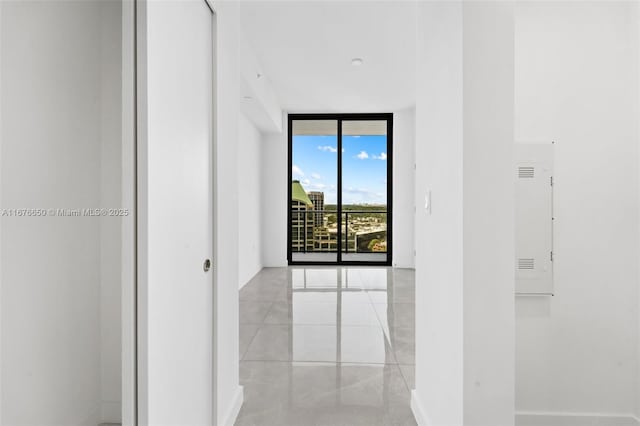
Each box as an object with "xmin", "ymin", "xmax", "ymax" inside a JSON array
[
  {"xmin": 291, "ymin": 120, "xmax": 338, "ymax": 263},
  {"xmin": 341, "ymin": 121, "xmax": 388, "ymax": 261}
]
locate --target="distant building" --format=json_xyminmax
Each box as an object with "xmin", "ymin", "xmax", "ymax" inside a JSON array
[
  {"xmin": 313, "ymin": 227, "xmax": 336, "ymax": 251},
  {"xmin": 308, "ymin": 191, "xmax": 324, "ymax": 226},
  {"xmin": 314, "ymin": 226, "xmax": 356, "ymax": 252},
  {"xmin": 291, "ymin": 180, "xmax": 314, "ymax": 252}
]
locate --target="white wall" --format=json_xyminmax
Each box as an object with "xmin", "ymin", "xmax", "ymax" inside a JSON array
[
  {"xmin": 413, "ymin": 2, "xmax": 515, "ymax": 425},
  {"xmin": 463, "ymin": 4, "xmax": 515, "ymax": 424},
  {"xmin": 238, "ymin": 114, "xmax": 263, "ymax": 288},
  {"xmin": 393, "ymin": 107, "xmax": 416, "ymax": 269},
  {"xmin": 413, "ymin": 3, "xmax": 464, "ymax": 423},
  {"xmin": 1, "ymin": 4, "xmax": 3, "ymax": 420},
  {"xmin": 1, "ymin": 1, "xmax": 122, "ymax": 424},
  {"xmin": 637, "ymin": 5, "xmax": 640, "ymax": 422},
  {"xmin": 514, "ymin": 2, "xmax": 640, "ymax": 422},
  {"xmin": 239, "ymin": 32, "xmax": 282, "ymax": 134},
  {"xmin": 213, "ymin": 1, "xmax": 244, "ymax": 424},
  {"xmin": 100, "ymin": 1, "xmax": 123, "ymax": 422},
  {"xmin": 261, "ymin": 116, "xmax": 288, "ymax": 268}
]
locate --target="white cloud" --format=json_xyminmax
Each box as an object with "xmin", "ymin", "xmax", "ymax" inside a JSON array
[
  {"xmin": 301, "ymin": 179, "xmax": 330, "ymax": 194},
  {"xmin": 292, "ymin": 164, "xmax": 304, "ymax": 177},
  {"xmin": 318, "ymin": 145, "xmax": 337, "ymax": 153},
  {"xmin": 372, "ymin": 152, "xmax": 387, "ymax": 160},
  {"xmin": 356, "ymin": 151, "xmax": 369, "ymax": 160},
  {"xmin": 306, "ymin": 182, "xmax": 326, "ymax": 191},
  {"xmin": 311, "ymin": 173, "xmax": 322, "ymax": 180}
]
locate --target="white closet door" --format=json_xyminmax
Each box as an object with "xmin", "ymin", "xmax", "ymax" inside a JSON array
[{"xmin": 138, "ymin": 0, "xmax": 214, "ymax": 424}]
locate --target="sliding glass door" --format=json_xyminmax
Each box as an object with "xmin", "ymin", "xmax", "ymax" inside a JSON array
[{"xmin": 288, "ymin": 114, "xmax": 392, "ymax": 265}]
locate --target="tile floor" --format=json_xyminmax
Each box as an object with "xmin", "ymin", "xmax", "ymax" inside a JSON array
[{"xmin": 236, "ymin": 267, "xmax": 416, "ymax": 426}]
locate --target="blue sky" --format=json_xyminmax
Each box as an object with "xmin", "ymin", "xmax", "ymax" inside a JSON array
[{"xmin": 292, "ymin": 135, "xmax": 388, "ymax": 205}]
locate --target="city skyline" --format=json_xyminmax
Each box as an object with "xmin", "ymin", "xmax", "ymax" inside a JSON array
[{"xmin": 290, "ymin": 180, "xmax": 387, "ymax": 254}]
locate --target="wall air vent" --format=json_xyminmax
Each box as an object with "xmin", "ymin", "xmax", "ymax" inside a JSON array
[
  {"xmin": 518, "ymin": 166, "xmax": 535, "ymax": 178},
  {"xmin": 518, "ymin": 258, "xmax": 535, "ymax": 270}
]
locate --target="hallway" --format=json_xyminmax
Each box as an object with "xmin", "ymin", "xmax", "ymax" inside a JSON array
[{"xmin": 236, "ymin": 267, "xmax": 416, "ymax": 425}]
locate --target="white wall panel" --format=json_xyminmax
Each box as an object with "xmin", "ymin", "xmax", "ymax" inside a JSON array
[{"xmin": 515, "ymin": 143, "xmax": 553, "ymax": 295}]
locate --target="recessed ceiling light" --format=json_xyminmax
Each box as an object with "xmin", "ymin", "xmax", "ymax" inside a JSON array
[{"xmin": 351, "ymin": 58, "xmax": 364, "ymax": 66}]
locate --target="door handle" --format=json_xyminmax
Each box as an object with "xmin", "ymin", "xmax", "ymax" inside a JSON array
[{"xmin": 203, "ymin": 259, "xmax": 212, "ymax": 272}]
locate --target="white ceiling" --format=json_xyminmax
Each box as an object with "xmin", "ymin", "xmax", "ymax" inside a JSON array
[{"xmin": 239, "ymin": 1, "xmax": 417, "ymax": 113}]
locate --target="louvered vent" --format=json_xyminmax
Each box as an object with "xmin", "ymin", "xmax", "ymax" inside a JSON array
[
  {"xmin": 519, "ymin": 166, "xmax": 535, "ymax": 178},
  {"xmin": 518, "ymin": 258, "xmax": 535, "ymax": 270}
]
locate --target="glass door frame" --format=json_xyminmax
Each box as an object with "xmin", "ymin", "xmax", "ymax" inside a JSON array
[{"xmin": 287, "ymin": 113, "xmax": 393, "ymax": 266}]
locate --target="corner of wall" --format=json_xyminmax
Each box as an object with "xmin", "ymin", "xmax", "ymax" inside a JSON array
[
  {"xmin": 636, "ymin": 2, "xmax": 640, "ymax": 421},
  {"xmin": 410, "ymin": 390, "xmax": 429, "ymax": 426},
  {"xmin": 392, "ymin": 106, "xmax": 416, "ymax": 269},
  {"xmin": 214, "ymin": 2, "xmax": 242, "ymax": 424},
  {"xmin": 237, "ymin": 113, "xmax": 265, "ymax": 288},
  {"xmin": 0, "ymin": 1, "xmax": 5, "ymax": 421},
  {"xmin": 259, "ymin": 115, "xmax": 287, "ymax": 268},
  {"xmin": 219, "ymin": 385, "xmax": 243, "ymax": 426},
  {"xmin": 637, "ymin": 1, "xmax": 640, "ymax": 419}
]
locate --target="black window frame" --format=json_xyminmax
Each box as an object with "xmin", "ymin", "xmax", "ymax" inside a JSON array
[{"xmin": 287, "ymin": 113, "xmax": 393, "ymax": 266}]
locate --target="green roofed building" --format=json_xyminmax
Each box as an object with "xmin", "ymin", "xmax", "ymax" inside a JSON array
[
  {"xmin": 292, "ymin": 180, "xmax": 313, "ymax": 208},
  {"xmin": 291, "ymin": 180, "xmax": 314, "ymax": 252}
]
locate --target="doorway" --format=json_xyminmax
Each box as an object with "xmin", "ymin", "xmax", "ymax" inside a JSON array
[
  {"xmin": 287, "ymin": 114, "xmax": 393, "ymax": 266},
  {"xmin": 1, "ymin": 1, "xmax": 128, "ymax": 424}
]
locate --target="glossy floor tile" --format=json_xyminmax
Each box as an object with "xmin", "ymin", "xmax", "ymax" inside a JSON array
[{"xmin": 237, "ymin": 267, "xmax": 416, "ymax": 426}]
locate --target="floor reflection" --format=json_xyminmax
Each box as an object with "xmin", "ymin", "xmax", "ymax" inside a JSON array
[{"xmin": 237, "ymin": 267, "xmax": 415, "ymax": 426}]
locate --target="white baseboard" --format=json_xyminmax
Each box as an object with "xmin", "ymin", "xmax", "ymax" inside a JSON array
[
  {"xmin": 220, "ymin": 385, "xmax": 244, "ymax": 426},
  {"xmin": 516, "ymin": 411, "xmax": 640, "ymax": 426},
  {"xmin": 393, "ymin": 264, "xmax": 416, "ymax": 270},
  {"xmin": 410, "ymin": 390, "xmax": 429, "ymax": 426},
  {"xmin": 262, "ymin": 260, "xmax": 288, "ymax": 268},
  {"xmin": 239, "ymin": 265, "xmax": 263, "ymax": 290}
]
